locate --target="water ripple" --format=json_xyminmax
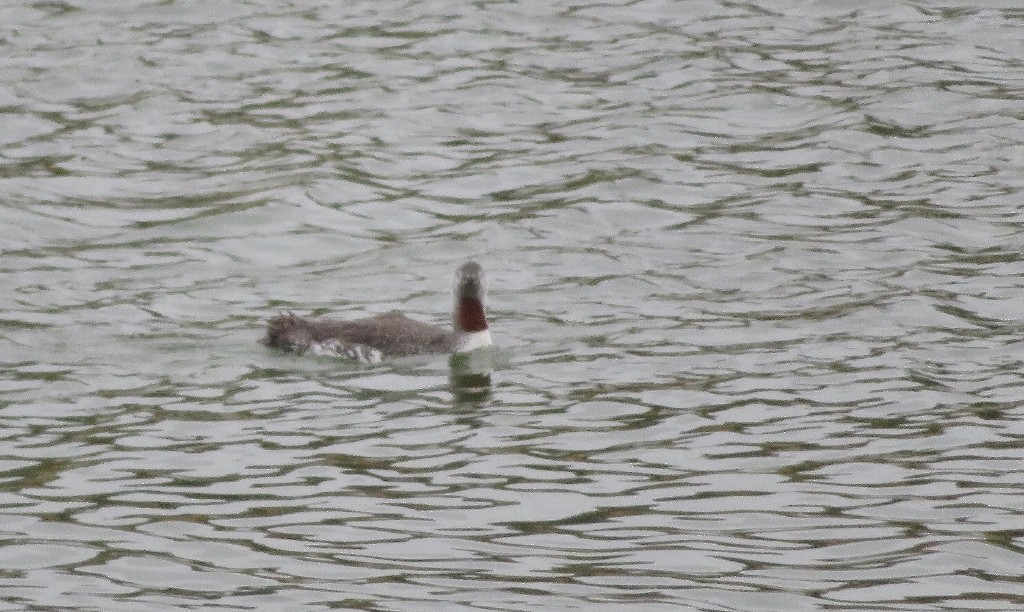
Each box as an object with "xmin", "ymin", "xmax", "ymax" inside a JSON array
[{"xmin": 2, "ymin": 0, "xmax": 1024, "ymax": 610}]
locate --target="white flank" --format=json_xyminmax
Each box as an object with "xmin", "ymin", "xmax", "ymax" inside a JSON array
[{"xmin": 310, "ymin": 341, "xmax": 383, "ymax": 364}]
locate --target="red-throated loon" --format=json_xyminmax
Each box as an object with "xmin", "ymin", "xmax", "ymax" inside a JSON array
[{"xmin": 263, "ymin": 261, "xmax": 492, "ymax": 363}]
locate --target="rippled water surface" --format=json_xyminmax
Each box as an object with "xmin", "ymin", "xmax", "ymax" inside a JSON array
[{"xmin": 3, "ymin": 1, "xmax": 1024, "ymax": 610}]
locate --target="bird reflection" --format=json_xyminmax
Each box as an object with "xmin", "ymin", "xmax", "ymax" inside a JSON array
[{"xmin": 449, "ymin": 350, "xmax": 493, "ymax": 404}]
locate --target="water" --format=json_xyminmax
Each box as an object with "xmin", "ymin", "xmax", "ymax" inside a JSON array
[{"xmin": 2, "ymin": 0, "xmax": 1024, "ymax": 610}]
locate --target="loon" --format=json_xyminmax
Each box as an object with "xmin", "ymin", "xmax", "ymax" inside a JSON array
[{"xmin": 263, "ymin": 261, "xmax": 492, "ymax": 363}]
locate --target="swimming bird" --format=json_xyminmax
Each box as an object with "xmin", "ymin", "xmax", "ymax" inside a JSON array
[{"xmin": 263, "ymin": 261, "xmax": 492, "ymax": 363}]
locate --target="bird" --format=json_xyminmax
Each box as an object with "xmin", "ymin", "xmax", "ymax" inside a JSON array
[{"xmin": 263, "ymin": 261, "xmax": 492, "ymax": 364}]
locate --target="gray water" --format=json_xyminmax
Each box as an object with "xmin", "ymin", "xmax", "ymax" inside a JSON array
[{"xmin": 3, "ymin": 1, "xmax": 1024, "ymax": 610}]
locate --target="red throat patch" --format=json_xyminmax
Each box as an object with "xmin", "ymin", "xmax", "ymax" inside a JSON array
[{"xmin": 457, "ymin": 297, "xmax": 488, "ymax": 332}]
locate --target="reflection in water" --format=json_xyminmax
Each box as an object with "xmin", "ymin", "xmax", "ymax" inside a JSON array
[{"xmin": 449, "ymin": 350, "xmax": 493, "ymax": 403}]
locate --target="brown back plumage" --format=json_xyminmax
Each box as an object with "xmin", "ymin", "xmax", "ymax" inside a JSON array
[{"xmin": 264, "ymin": 311, "xmax": 452, "ymax": 357}]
